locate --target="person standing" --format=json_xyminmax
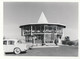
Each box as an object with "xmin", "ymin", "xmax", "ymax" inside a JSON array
[{"xmin": 32, "ymin": 35, "xmax": 36, "ymax": 45}]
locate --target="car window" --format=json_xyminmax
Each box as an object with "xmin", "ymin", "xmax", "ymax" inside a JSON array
[
  {"xmin": 8, "ymin": 41, "xmax": 14, "ymax": 45},
  {"xmin": 17, "ymin": 40, "xmax": 26, "ymax": 44},
  {"xmin": 17, "ymin": 40, "xmax": 22, "ymax": 44},
  {"xmin": 3, "ymin": 41, "xmax": 7, "ymax": 45}
]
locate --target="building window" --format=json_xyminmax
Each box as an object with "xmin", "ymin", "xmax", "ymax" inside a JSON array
[
  {"xmin": 32, "ymin": 26, "xmax": 35, "ymax": 30},
  {"xmin": 36, "ymin": 26, "xmax": 40, "ymax": 30},
  {"xmin": 53, "ymin": 27, "xmax": 57, "ymax": 33},
  {"xmin": 57, "ymin": 27, "xmax": 61, "ymax": 30},
  {"xmin": 46, "ymin": 41, "xmax": 53, "ymax": 43}
]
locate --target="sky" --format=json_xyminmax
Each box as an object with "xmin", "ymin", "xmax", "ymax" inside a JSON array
[{"xmin": 4, "ymin": 2, "xmax": 78, "ymax": 40}]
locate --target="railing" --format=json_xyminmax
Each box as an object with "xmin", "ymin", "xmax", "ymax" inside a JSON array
[{"xmin": 23, "ymin": 29, "xmax": 63, "ymax": 35}]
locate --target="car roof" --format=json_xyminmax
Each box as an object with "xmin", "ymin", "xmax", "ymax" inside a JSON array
[{"xmin": 3, "ymin": 39, "xmax": 18, "ymax": 42}]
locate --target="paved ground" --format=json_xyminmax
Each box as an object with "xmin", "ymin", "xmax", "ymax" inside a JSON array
[{"xmin": 5, "ymin": 46, "xmax": 78, "ymax": 56}]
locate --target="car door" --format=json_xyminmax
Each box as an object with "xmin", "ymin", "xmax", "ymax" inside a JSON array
[
  {"xmin": 3, "ymin": 40, "xmax": 8, "ymax": 52},
  {"xmin": 7, "ymin": 40, "xmax": 15, "ymax": 52}
]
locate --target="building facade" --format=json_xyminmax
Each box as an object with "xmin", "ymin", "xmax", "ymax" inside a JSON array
[{"xmin": 19, "ymin": 12, "xmax": 66, "ymax": 46}]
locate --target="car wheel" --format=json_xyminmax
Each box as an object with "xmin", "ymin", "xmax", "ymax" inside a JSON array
[{"xmin": 14, "ymin": 48, "xmax": 21, "ymax": 54}]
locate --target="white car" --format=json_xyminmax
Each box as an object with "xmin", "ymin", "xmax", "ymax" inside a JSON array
[{"xmin": 3, "ymin": 39, "xmax": 32, "ymax": 54}]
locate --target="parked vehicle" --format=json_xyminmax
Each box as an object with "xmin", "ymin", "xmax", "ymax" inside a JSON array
[{"xmin": 3, "ymin": 39, "xmax": 32, "ymax": 54}]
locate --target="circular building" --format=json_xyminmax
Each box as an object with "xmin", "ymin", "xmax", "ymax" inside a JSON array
[{"xmin": 19, "ymin": 12, "xmax": 66, "ymax": 46}]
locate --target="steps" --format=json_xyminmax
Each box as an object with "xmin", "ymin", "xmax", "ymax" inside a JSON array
[{"xmin": 31, "ymin": 43, "xmax": 59, "ymax": 48}]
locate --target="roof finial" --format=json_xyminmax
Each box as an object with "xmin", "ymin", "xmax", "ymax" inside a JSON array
[{"xmin": 38, "ymin": 12, "xmax": 48, "ymax": 23}]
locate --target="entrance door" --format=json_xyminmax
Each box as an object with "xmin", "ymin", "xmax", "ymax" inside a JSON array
[
  {"xmin": 35, "ymin": 35, "xmax": 42, "ymax": 44},
  {"xmin": 45, "ymin": 33, "xmax": 52, "ymax": 43},
  {"xmin": 35, "ymin": 35, "xmax": 44, "ymax": 46}
]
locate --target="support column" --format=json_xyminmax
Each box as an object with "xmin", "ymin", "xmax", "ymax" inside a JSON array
[
  {"xmin": 41, "ymin": 25, "xmax": 45, "ymax": 46},
  {"xmin": 54, "ymin": 26, "xmax": 58, "ymax": 45},
  {"xmin": 21, "ymin": 28, "xmax": 23, "ymax": 36},
  {"xmin": 31, "ymin": 25, "xmax": 36, "ymax": 45},
  {"xmin": 31, "ymin": 25, "xmax": 33, "ymax": 36},
  {"xmin": 44, "ymin": 33, "xmax": 45, "ymax": 44},
  {"xmin": 44, "ymin": 25, "xmax": 45, "ymax": 44},
  {"xmin": 52, "ymin": 26, "xmax": 54, "ymax": 43}
]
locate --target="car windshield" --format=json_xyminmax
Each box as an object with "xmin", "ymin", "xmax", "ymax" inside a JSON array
[{"xmin": 17, "ymin": 40, "xmax": 26, "ymax": 44}]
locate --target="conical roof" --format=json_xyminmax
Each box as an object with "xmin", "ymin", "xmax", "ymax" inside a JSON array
[
  {"xmin": 38, "ymin": 12, "xmax": 48, "ymax": 23},
  {"xmin": 20, "ymin": 12, "xmax": 66, "ymax": 28}
]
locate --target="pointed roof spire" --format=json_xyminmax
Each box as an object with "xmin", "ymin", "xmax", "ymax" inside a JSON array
[{"xmin": 38, "ymin": 12, "xmax": 48, "ymax": 23}]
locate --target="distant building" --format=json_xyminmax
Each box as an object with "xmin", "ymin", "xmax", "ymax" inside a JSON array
[{"xmin": 19, "ymin": 12, "xmax": 66, "ymax": 46}]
